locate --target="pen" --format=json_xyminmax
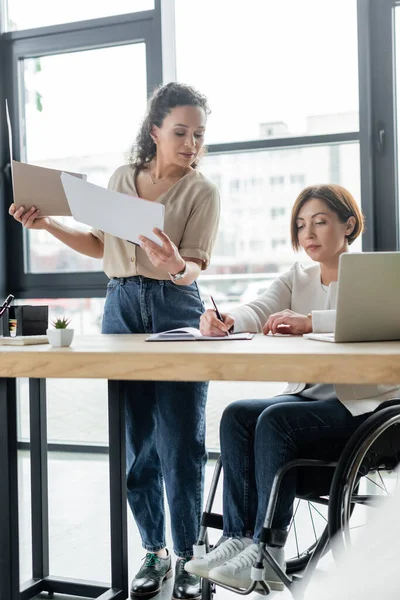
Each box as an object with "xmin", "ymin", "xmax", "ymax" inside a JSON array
[
  {"xmin": 0, "ymin": 294, "xmax": 14, "ymax": 319},
  {"xmin": 210, "ymin": 295, "xmax": 230, "ymax": 336}
]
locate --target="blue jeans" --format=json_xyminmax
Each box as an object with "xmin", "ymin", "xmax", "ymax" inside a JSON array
[
  {"xmin": 220, "ymin": 395, "xmax": 371, "ymax": 541},
  {"xmin": 102, "ymin": 276, "xmax": 208, "ymax": 557}
]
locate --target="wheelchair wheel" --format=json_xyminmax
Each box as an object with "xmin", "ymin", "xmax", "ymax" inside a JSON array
[
  {"xmin": 328, "ymin": 405, "xmax": 400, "ymax": 559},
  {"xmin": 285, "ymin": 498, "xmax": 329, "ymax": 574}
]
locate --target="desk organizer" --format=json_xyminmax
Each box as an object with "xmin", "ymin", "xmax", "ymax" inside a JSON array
[{"xmin": 1, "ymin": 305, "xmax": 48, "ymax": 337}]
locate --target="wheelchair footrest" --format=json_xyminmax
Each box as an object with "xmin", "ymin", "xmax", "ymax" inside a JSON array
[
  {"xmin": 260, "ymin": 528, "xmax": 288, "ymax": 547},
  {"xmin": 201, "ymin": 512, "xmax": 224, "ymax": 530}
]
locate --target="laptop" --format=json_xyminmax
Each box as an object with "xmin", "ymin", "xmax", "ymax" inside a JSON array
[{"xmin": 303, "ymin": 252, "xmax": 400, "ymax": 343}]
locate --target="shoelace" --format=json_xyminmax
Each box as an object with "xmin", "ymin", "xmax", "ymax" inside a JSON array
[
  {"xmin": 208, "ymin": 538, "xmax": 244, "ymax": 562},
  {"xmin": 229, "ymin": 545, "xmax": 258, "ymax": 569},
  {"xmin": 144, "ymin": 553, "xmax": 161, "ymax": 568}
]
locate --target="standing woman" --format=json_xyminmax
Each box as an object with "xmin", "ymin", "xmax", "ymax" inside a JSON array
[{"xmin": 9, "ymin": 82, "xmax": 220, "ymax": 600}]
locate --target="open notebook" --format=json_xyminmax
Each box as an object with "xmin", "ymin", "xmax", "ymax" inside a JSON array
[
  {"xmin": 0, "ymin": 335, "xmax": 49, "ymax": 346},
  {"xmin": 146, "ymin": 327, "xmax": 254, "ymax": 342}
]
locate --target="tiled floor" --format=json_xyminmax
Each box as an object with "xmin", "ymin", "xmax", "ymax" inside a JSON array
[{"xmin": 18, "ymin": 450, "xmax": 328, "ymax": 600}]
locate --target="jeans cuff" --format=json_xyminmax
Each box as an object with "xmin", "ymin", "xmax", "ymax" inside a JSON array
[{"xmin": 143, "ymin": 543, "xmax": 167, "ymax": 552}]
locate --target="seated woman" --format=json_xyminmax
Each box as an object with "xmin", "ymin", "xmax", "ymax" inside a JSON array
[{"xmin": 185, "ymin": 184, "xmax": 400, "ymax": 591}]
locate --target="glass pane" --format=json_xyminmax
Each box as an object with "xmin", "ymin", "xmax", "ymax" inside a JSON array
[
  {"xmin": 201, "ymin": 142, "xmax": 361, "ymax": 449},
  {"xmin": 22, "ymin": 43, "xmax": 147, "ymax": 274},
  {"xmin": 201, "ymin": 143, "xmax": 361, "ymax": 282},
  {"xmin": 175, "ymin": 0, "xmax": 359, "ymax": 143},
  {"xmin": 6, "ymin": 0, "xmax": 153, "ymax": 31},
  {"xmin": 17, "ymin": 297, "xmax": 108, "ymax": 445}
]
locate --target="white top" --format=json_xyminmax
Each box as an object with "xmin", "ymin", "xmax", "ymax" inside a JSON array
[{"xmin": 231, "ymin": 262, "xmax": 400, "ymax": 416}]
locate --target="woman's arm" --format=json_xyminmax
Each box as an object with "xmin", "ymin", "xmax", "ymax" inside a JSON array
[
  {"xmin": 43, "ymin": 218, "xmax": 104, "ymax": 259},
  {"xmin": 230, "ymin": 273, "xmax": 293, "ymax": 333},
  {"xmin": 9, "ymin": 204, "xmax": 104, "ymax": 259},
  {"xmin": 171, "ymin": 257, "xmax": 202, "ymax": 286}
]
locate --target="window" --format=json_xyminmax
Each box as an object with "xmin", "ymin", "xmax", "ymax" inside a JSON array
[
  {"xmin": 290, "ymin": 174, "xmax": 305, "ymax": 186},
  {"xmin": 17, "ymin": 297, "xmax": 107, "ymax": 445},
  {"xmin": 200, "ymin": 142, "xmax": 362, "ymax": 281},
  {"xmin": 5, "ymin": 0, "xmax": 154, "ymax": 31},
  {"xmin": 270, "ymin": 175, "xmax": 285, "ymax": 188},
  {"xmin": 175, "ymin": 0, "xmax": 359, "ymax": 143},
  {"xmin": 271, "ymin": 238, "xmax": 287, "ymax": 249},
  {"xmin": 22, "ymin": 43, "xmax": 147, "ymax": 274},
  {"xmin": 271, "ymin": 207, "xmax": 286, "ymax": 219}
]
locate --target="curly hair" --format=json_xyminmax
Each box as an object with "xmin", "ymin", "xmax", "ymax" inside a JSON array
[{"xmin": 129, "ymin": 82, "xmax": 210, "ymax": 170}]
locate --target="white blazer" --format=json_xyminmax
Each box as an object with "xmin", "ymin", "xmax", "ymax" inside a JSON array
[{"xmin": 231, "ymin": 262, "xmax": 400, "ymax": 416}]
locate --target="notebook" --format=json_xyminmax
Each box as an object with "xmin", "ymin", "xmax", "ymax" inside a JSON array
[
  {"xmin": 146, "ymin": 327, "xmax": 254, "ymax": 342},
  {"xmin": 0, "ymin": 335, "xmax": 49, "ymax": 346},
  {"xmin": 303, "ymin": 252, "xmax": 400, "ymax": 343}
]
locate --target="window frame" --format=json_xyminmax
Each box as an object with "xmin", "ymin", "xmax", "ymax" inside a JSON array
[
  {"xmin": 1, "ymin": 4, "xmax": 162, "ymax": 298},
  {"xmin": 1, "ymin": 0, "xmax": 399, "ymax": 301},
  {"xmin": 357, "ymin": 0, "xmax": 400, "ymax": 251}
]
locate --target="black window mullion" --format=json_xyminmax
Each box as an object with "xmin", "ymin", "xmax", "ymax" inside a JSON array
[{"xmin": 364, "ymin": 0, "xmax": 399, "ymax": 251}]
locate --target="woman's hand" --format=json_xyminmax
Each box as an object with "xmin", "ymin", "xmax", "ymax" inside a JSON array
[
  {"xmin": 200, "ymin": 309, "xmax": 235, "ymax": 336},
  {"xmin": 9, "ymin": 204, "xmax": 50, "ymax": 230},
  {"xmin": 139, "ymin": 228, "xmax": 185, "ymax": 274},
  {"xmin": 263, "ymin": 310, "xmax": 312, "ymax": 336}
]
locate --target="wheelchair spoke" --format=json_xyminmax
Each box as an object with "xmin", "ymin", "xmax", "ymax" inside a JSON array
[
  {"xmin": 288, "ymin": 498, "xmax": 301, "ymax": 535},
  {"xmin": 308, "ymin": 502, "xmax": 328, "ymax": 523},
  {"xmin": 293, "ymin": 516, "xmax": 300, "ymax": 558},
  {"xmin": 308, "ymin": 503, "xmax": 317, "ymax": 543},
  {"xmin": 377, "ymin": 470, "xmax": 389, "ymax": 494},
  {"xmin": 364, "ymin": 475, "xmax": 388, "ymax": 493}
]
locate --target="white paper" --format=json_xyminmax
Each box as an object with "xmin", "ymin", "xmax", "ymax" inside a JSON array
[
  {"xmin": 146, "ymin": 327, "xmax": 254, "ymax": 341},
  {"xmin": 61, "ymin": 172, "xmax": 165, "ymax": 246}
]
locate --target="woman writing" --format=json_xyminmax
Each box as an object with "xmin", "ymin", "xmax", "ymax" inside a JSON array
[
  {"xmin": 186, "ymin": 184, "xmax": 400, "ymax": 591},
  {"xmin": 10, "ymin": 82, "xmax": 220, "ymax": 600}
]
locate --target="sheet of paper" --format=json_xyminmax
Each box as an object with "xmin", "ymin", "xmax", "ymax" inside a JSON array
[
  {"xmin": 61, "ymin": 172, "xmax": 165, "ymax": 246},
  {"xmin": 5, "ymin": 99, "xmax": 86, "ymax": 216},
  {"xmin": 146, "ymin": 327, "xmax": 254, "ymax": 341}
]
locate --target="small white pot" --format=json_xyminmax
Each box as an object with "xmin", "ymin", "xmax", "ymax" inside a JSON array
[{"xmin": 46, "ymin": 328, "xmax": 74, "ymax": 348}]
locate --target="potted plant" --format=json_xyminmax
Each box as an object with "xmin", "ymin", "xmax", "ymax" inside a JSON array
[{"xmin": 46, "ymin": 316, "xmax": 74, "ymax": 347}]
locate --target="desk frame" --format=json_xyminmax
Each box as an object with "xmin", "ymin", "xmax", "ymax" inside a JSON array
[{"xmin": 0, "ymin": 377, "xmax": 128, "ymax": 600}]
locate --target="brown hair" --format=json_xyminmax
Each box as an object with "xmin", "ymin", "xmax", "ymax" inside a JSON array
[
  {"xmin": 290, "ymin": 184, "xmax": 364, "ymax": 250},
  {"xmin": 129, "ymin": 82, "xmax": 210, "ymax": 170}
]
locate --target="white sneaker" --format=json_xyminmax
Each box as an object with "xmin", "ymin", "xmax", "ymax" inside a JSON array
[
  {"xmin": 184, "ymin": 537, "xmax": 252, "ymax": 578},
  {"xmin": 208, "ymin": 543, "xmax": 285, "ymax": 591}
]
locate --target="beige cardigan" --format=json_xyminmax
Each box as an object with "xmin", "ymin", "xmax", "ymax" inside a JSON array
[{"xmin": 231, "ymin": 262, "xmax": 400, "ymax": 416}]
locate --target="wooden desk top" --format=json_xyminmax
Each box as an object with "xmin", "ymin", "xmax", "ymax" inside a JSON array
[{"xmin": 0, "ymin": 334, "xmax": 399, "ymax": 384}]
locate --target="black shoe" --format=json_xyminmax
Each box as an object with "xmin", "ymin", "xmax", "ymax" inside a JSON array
[
  {"xmin": 172, "ymin": 558, "xmax": 201, "ymax": 600},
  {"xmin": 130, "ymin": 551, "xmax": 173, "ymax": 598}
]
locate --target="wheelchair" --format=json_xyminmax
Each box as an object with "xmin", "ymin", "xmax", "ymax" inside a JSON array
[{"xmin": 195, "ymin": 399, "xmax": 400, "ymax": 599}]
